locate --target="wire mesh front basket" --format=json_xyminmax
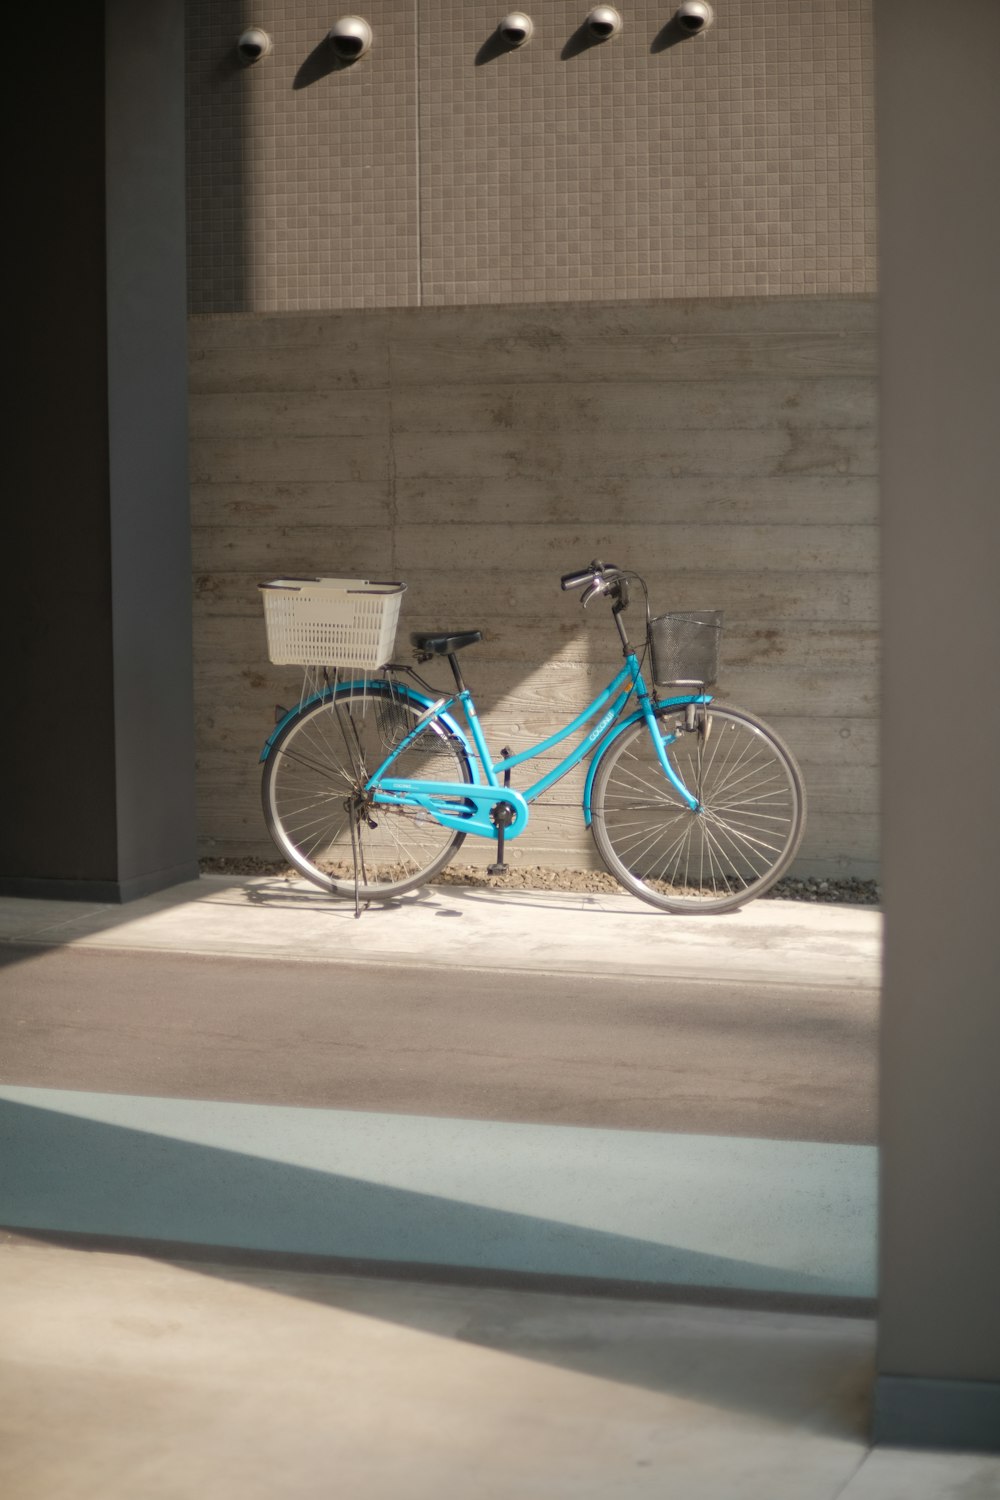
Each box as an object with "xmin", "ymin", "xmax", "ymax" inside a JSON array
[
  {"xmin": 648, "ymin": 610, "xmax": 723, "ymax": 687},
  {"xmin": 259, "ymin": 577, "xmax": 405, "ymax": 668}
]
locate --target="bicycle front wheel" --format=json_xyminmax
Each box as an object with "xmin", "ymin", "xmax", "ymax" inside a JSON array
[
  {"xmin": 262, "ymin": 686, "xmax": 473, "ymax": 899},
  {"xmin": 590, "ymin": 704, "xmax": 805, "ymax": 914}
]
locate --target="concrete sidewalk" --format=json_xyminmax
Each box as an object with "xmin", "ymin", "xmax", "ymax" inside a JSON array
[
  {"xmin": 2, "ymin": 1240, "xmax": 997, "ymax": 1500},
  {"xmin": 0, "ymin": 873, "xmax": 882, "ymax": 988},
  {"xmin": 0, "ymin": 879, "xmax": 932, "ymax": 1499}
]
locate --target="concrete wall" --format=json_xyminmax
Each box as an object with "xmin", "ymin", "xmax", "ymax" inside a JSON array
[
  {"xmin": 105, "ymin": 0, "xmax": 199, "ymax": 897},
  {"xmin": 186, "ymin": 0, "xmax": 876, "ymax": 313},
  {"xmin": 6, "ymin": 6, "xmax": 118, "ymax": 890},
  {"xmin": 185, "ymin": 0, "xmax": 878, "ymax": 877},
  {"xmin": 3, "ymin": 0, "xmax": 197, "ymax": 902},
  {"xmin": 874, "ymin": 0, "xmax": 1000, "ymax": 1450},
  {"xmin": 190, "ymin": 294, "xmax": 877, "ymax": 877}
]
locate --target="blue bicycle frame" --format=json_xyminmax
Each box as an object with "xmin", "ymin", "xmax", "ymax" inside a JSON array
[{"xmin": 367, "ymin": 654, "xmax": 712, "ymax": 843}]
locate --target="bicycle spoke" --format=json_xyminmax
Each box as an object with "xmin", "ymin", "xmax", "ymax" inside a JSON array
[
  {"xmin": 702, "ymin": 810, "xmax": 784, "ymax": 863},
  {"xmin": 592, "ymin": 705, "xmax": 804, "ymax": 911},
  {"xmin": 264, "ymin": 689, "xmax": 472, "ymax": 898}
]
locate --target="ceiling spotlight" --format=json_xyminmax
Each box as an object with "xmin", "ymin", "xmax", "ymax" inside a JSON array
[
  {"xmin": 674, "ymin": 2, "xmax": 715, "ymax": 35},
  {"xmin": 498, "ymin": 13, "xmax": 534, "ymax": 48},
  {"xmin": 586, "ymin": 7, "xmax": 622, "ymax": 40},
  {"xmin": 236, "ymin": 27, "xmax": 272, "ymax": 64},
  {"xmin": 328, "ymin": 16, "xmax": 374, "ymax": 61}
]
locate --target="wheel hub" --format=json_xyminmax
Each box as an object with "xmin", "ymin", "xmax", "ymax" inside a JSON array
[{"xmin": 345, "ymin": 791, "xmax": 378, "ymax": 830}]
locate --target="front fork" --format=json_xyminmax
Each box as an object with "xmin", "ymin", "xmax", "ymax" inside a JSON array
[{"xmin": 638, "ymin": 694, "xmax": 705, "ymax": 813}]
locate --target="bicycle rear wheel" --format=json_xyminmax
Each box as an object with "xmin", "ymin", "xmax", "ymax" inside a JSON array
[
  {"xmin": 262, "ymin": 685, "xmax": 473, "ymax": 899},
  {"xmin": 590, "ymin": 704, "xmax": 805, "ymax": 914}
]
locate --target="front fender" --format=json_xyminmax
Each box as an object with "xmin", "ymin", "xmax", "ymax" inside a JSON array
[
  {"xmin": 582, "ymin": 693, "xmax": 712, "ymax": 825},
  {"xmin": 259, "ymin": 678, "xmax": 480, "ymax": 780}
]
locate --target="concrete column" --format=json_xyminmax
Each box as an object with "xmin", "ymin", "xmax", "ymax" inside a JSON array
[
  {"xmin": 3, "ymin": 0, "xmax": 196, "ymax": 901},
  {"xmin": 875, "ymin": 0, "xmax": 1000, "ymax": 1450}
]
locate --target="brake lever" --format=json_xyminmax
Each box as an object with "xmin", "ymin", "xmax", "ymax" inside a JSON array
[{"xmin": 580, "ymin": 580, "xmax": 604, "ymax": 608}]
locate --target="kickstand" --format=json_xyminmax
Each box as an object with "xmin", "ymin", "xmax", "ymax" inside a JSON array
[{"xmin": 348, "ymin": 807, "xmax": 369, "ymax": 919}]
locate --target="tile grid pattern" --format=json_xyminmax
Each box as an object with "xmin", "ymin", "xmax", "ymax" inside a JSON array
[{"xmin": 186, "ymin": 0, "xmax": 876, "ymax": 311}]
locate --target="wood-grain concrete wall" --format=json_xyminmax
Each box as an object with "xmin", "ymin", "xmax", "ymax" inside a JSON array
[{"xmin": 190, "ymin": 295, "xmax": 878, "ymax": 879}]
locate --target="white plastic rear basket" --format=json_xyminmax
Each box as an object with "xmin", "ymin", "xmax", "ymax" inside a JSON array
[{"xmin": 259, "ymin": 577, "xmax": 406, "ymax": 668}]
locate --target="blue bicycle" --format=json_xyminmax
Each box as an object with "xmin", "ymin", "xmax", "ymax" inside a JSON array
[{"xmin": 260, "ymin": 561, "xmax": 805, "ymax": 914}]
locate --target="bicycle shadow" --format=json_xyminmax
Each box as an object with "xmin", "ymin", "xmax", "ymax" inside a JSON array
[
  {"xmin": 236, "ymin": 879, "xmax": 467, "ymax": 921},
  {"xmin": 226, "ymin": 875, "xmax": 740, "ymax": 925},
  {"xmin": 422, "ymin": 882, "xmax": 742, "ymax": 921}
]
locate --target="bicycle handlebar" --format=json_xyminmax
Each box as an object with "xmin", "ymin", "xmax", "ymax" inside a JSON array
[
  {"xmin": 561, "ymin": 563, "xmax": 603, "ymax": 591},
  {"xmin": 560, "ymin": 560, "xmax": 623, "ymax": 591},
  {"xmin": 561, "ymin": 560, "xmax": 644, "ymax": 626}
]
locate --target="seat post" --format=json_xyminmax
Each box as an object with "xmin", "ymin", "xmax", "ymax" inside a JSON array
[{"xmin": 447, "ymin": 652, "xmax": 467, "ymax": 693}]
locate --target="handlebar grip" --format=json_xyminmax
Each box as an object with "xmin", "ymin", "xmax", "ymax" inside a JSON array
[{"xmin": 561, "ymin": 564, "xmax": 600, "ymax": 591}]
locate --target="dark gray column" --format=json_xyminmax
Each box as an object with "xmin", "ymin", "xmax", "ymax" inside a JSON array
[
  {"xmin": 4, "ymin": 0, "xmax": 196, "ymax": 902},
  {"xmin": 875, "ymin": 0, "xmax": 1000, "ymax": 1451}
]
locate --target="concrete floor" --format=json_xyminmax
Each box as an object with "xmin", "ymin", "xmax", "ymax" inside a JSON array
[
  {"xmin": 1, "ymin": 880, "xmax": 880, "ymax": 1301},
  {"xmin": 0, "ymin": 874, "xmax": 882, "ymax": 989},
  {"xmin": 2, "ymin": 1241, "xmax": 998, "ymax": 1500},
  {"xmin": 0, "ymin": 941, "xmax": 877, "ymax": 1142},
  {"xmin": 3, "ymin": 880, "xmax": 991, "ymax": 1492}
]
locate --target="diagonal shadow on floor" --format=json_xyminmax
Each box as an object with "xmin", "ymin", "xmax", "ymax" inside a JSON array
[{"xmin": 0, "ymin": 1096, "xmax": 874, "ymax": 1438}]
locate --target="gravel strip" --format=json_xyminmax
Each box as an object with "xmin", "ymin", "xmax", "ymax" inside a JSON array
[{"xmin": 199, "ymin": 858, "xmax": 880, "ymax": 907}]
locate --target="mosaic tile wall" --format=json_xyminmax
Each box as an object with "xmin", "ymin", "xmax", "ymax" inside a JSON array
[{"xmin": 186, "ymin": 0, "xmax": 876, "ymax": 311}]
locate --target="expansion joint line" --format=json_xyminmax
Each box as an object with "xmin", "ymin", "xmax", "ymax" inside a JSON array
[
  {"xmin": 387, "ymin": 344, "xmax": 399, "ymax": 579},
  {"xmin": 414, "ymin": 0, "xmax": 423, "ymax": 306}
]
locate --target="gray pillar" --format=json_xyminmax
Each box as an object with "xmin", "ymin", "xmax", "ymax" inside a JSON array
[
  {"xmin": 875, "ymin": 0, "xmax": 1000, "ymax": 1451},
  {"xmin": 3, "ymin": 0, "xmax": 197, "ymax": 902}
]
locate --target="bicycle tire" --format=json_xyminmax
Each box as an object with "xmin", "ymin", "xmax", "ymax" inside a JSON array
[
  {"xmin": 262, "ymin": 685, "xmax": 473, "ymax": 899},
  {"xmin": 590, "ymin": 703, "xmax": 806, "ymax": 914}
]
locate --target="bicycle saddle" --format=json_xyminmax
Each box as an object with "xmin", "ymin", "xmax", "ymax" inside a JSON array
[{"xmin": 410, "ymin": 630, "xmax": 482, "ymax": 655}]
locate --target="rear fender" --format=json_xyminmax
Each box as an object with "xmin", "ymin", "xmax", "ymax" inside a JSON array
[{"xmin": 259, "ymin": 679, "xmax": 480, "ymax": 781}]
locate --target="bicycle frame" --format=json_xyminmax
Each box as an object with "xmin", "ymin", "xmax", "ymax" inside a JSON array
[
  {"xmin": 258, "ymin": 562, "xmax": 805, "ymax": 914},
  {"xmin": 369, "ymin": 654, "xmax": 712, "ymax": 843}
]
